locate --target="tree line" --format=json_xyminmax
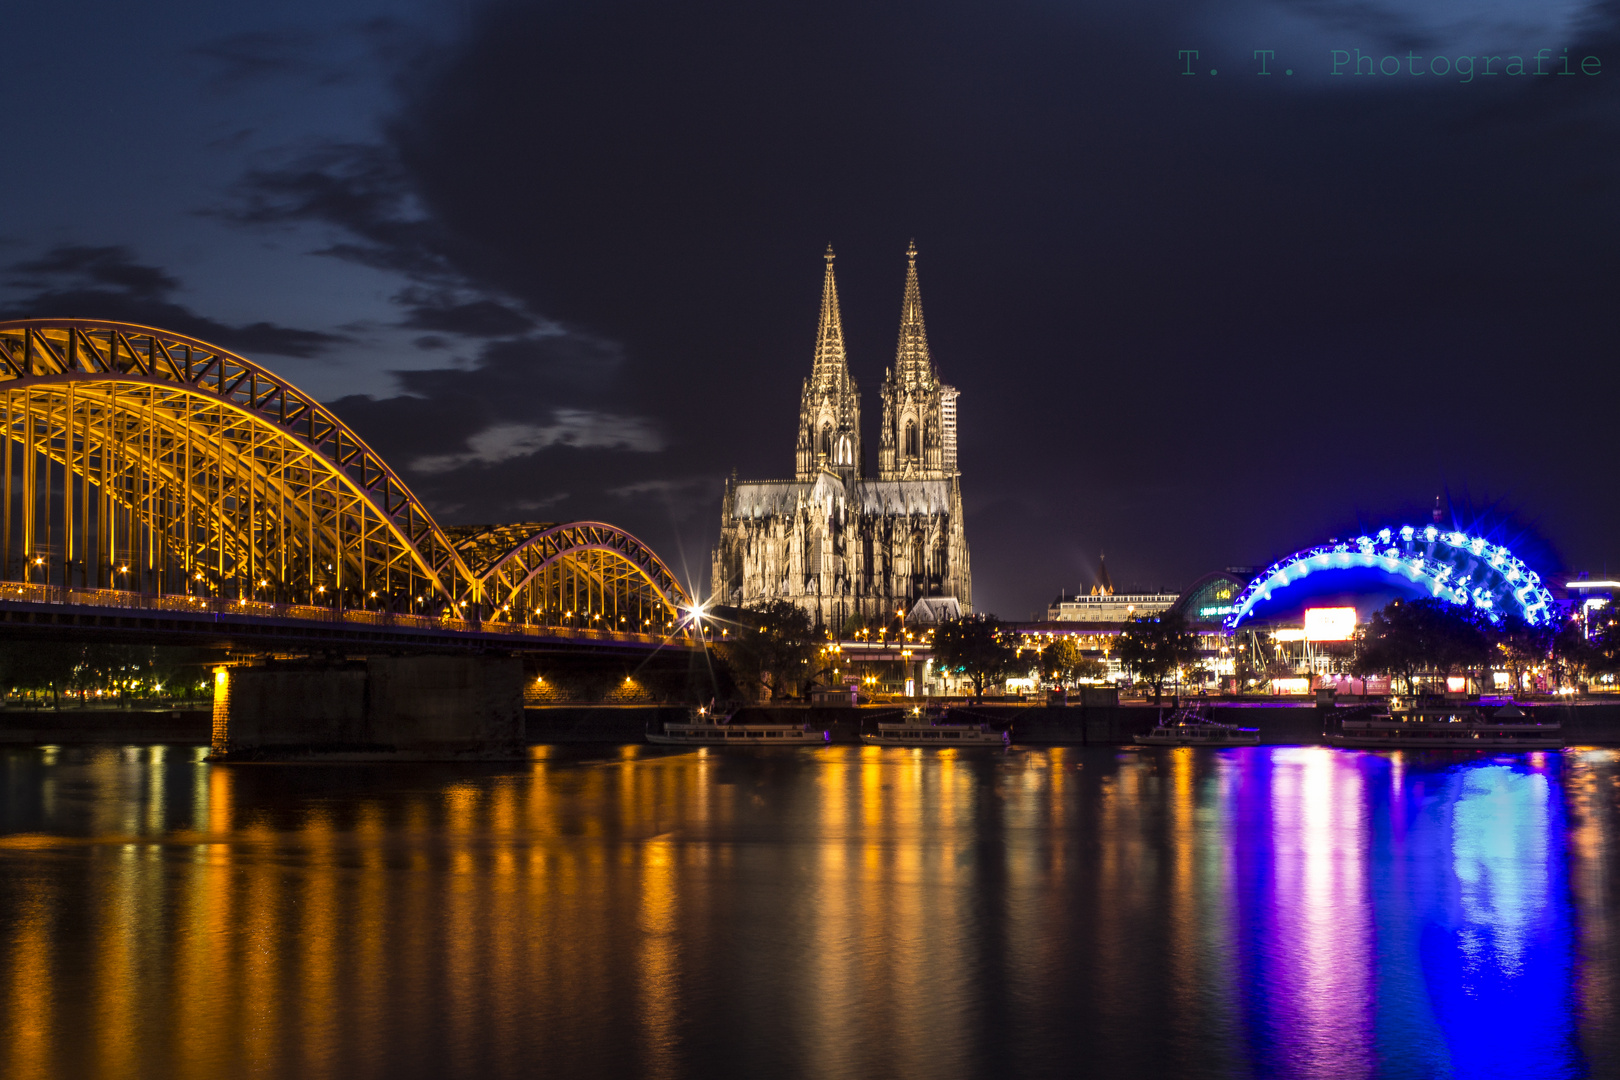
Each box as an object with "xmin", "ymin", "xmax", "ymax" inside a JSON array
[
  {"xmin": 0, "ymin": 642, "xmax": 213, "ymax": 708},
  {"xmin": 699, "ymin": 594, "xmax": 1620, "ymax": 705},
  {"xmin": 1350, "ymin": 597, "xmax": 1604, "ymax": 694}
]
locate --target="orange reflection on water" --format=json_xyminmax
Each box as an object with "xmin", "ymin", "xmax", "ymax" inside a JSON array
[{"xmin": 5, "ymin": 893, "xmax": 56, "ymax": 1080}]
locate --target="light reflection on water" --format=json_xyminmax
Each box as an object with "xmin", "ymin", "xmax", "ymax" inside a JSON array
[{"xmin": 0, "ymin": 744, "xmax": 1615, "ymax": 1079}]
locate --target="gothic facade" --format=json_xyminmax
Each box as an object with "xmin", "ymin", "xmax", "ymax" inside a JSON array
[{"xmin": 712, "ymin": 244, "xmax": 972, "ymax": 630}]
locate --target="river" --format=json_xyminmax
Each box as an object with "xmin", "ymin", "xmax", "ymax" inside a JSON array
[{"xmin": 1, "ymin": 743, "xmax": 1616, "ymax": 1078}]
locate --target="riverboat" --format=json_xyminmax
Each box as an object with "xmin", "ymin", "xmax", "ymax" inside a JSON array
[
  {"xmin": 646, "ymin": 703, "xmax": 829, "ymax": 746},
  {"xmin": 1328, "ymin": 701, "xmax": 1562, "ymax": 749},
  {"xmin": 1138, "ymin": 706, "xmax": 1260, "ymax": 747},
  {"xmin": 861, "ymin": 708, "xmax": 1008, "ymax": 747}
]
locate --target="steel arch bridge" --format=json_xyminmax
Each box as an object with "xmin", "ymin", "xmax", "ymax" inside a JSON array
[
  {"xmin": 0, "ymin": 319, "xmax": 694, "ymax": 644},
  {"xmin": 1224, "ymin": 523, "xmax": 1557, "ymax": 632}
]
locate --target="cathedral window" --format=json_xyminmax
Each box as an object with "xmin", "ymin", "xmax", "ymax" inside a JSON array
[
  {"xmin": 837, "ymin": 433, "xmax": 851, "ymax": 465},
  {"xmin": 820, "ymin": 424, "xmax": 832, "ymax": 457},
  {"xmin": 904, "ymin": 420, "xmax": 918, "ymax": 458}
]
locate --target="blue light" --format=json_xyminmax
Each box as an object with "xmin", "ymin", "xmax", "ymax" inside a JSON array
[{"xmin": 1223, "ymin": 523, "xmax": 1558, "ymax": 631}]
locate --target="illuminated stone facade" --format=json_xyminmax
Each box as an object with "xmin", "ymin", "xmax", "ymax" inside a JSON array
[{"xmin": 712, "ymin": 245, "xmax": 972, "ymax": 630}]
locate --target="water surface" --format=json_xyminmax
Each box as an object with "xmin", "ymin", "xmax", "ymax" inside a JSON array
[{"xmin": 1, "ymin": 743, "xmax": 1616, "ymax": 1079}]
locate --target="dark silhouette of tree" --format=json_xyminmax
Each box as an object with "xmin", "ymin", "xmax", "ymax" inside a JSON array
[
  {"xmin": 1492, "ymin": 613, "xmax": 1556, "ymax": 696},
  {"xmin": 1550, "ymin": 618, "xmax": 1594, "ymax": 690},
  {"xmin": 0, "ymin": 641, "xmax": 84, "ymax": 708},
  {"xmin": 1586, "ymin": 604, "xmax": 1620, "ymax": 679},
  {"xmin": 728, "ymin": 599, "xmax": 821, "ymax": 701},
  {"xmin": 1113, "ymin": 610, "xmax": 1199, "ymax": 705},
  {"xmin": 933, "ymin": 614, "xmax": 1022, "ymax": 701},
  {"xmin": 1353, "ymin": 598, "xmax": 1494, "ymax": 694}
]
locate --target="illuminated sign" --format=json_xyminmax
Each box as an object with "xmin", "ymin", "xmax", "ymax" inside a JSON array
[
  {"xmin": 1304, "ymin": 607, "xmax": 1357, "ymax": 641},
  {"xmin": 1271, "ymin": 677, "xmax": 1310, "ymax": 694},
  {"xmin": 1198, "ymin": 604, "xmax": 1236, "ymax": 617}
]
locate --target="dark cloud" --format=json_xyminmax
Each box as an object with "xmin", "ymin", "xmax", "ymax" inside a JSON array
[
  {"xmin": 222, "ymin": 0, "xmax": 1620, "ymax": 608},
  {"xmin": 11, "ymin": 246, "xmax": 178, "ymax": 301},
  {"xmin": 1, "ymin": 245, "xmax": 346, "ymax": 358},
  {"xmin": 328, "ymin": 332, "xmax": 667, "ymax": 526},
  {"xmin": 222, "ymin": 144, "xmax": 460, "ymax": 283},
  {"xmin": 397, "ymin": 291, "xmax": 535, "ymax": 336}
]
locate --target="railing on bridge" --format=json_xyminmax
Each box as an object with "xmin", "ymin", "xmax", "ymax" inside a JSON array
[{"xmin": 0, "ymin": 580, "xmax": 678, "ymax": 646}]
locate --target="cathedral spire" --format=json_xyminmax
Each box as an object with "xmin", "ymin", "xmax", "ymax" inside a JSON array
[
  {"xmin": 893, "ymin": 239, "xmax": 933, "ymax": 386},
  {"xmin": 797, "ymin": 245, "xmax": 861, "ymax": 482},
  {"xmin": 811, "ymin": 244, "xmax": 849, "ymax": 387}
]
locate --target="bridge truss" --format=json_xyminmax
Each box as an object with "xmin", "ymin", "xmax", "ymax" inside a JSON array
[{"xmin": 0, "ymin": 319, "xmax": 694, "ymax": 642}]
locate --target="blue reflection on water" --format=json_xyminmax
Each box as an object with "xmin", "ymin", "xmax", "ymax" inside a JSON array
[
  {"xmin": 1246, "ymin": 750, "xmax": 1583, "ymax": 1079},
  {"xmin": 1420, "ymin": 762, "xmax": 1580, "ymax": 1078}
]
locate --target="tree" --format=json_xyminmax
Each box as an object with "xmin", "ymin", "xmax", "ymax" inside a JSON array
[
  {"xmin": 1113, "ymin": 610, "xmax": 1199, "ymax": 705},
  {"xmin": 728, "ymin": 599, "xmax": 820, "ymax": 701},
  {"xmin": 932, "ymin": 614, "xmax": 1022, "ymax": 701},
  {"xmin": 1073, "ymin": 656, "xmax": 1108, "ymax": 682},
  {"xmin": 1492, "ymin": 613, "xmax": 1555, "ymax": 696},
  {"xmin": 1586, "ymin": 604, "xmax": 1620, "ymax": 679},
  {"xmin": 1353, "ymin": 598, "xmax": 1494, "ymax": 695},
  {"xmin": 1550, "ymin": 618, "xmax": 1594, "ymax": 691},
  {"xmin": 0, "ymin": 641, "xmax": 85, "ymax": 708},
  {"xmin": 1040, "ymin": 637, "xmax": 1083, "ymax": 684}
]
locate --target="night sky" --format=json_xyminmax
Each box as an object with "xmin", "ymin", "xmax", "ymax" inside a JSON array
[{"xmin": 3, "ymin": 0, "xmax": 1615, "ymax": 617}]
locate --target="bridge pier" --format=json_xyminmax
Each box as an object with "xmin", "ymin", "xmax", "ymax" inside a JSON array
[{"xmin": 212, "ymin": 654, "xmax": 526, "ymax": 761}]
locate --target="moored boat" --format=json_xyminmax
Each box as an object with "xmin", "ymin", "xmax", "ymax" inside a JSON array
[
  {"xmin": 1138, "ymin": 706, "xmax": 1260, "ymax": 746},
  {"xmin": 646, "ymin": 703, "xmax": 829, "ymax": 745},
  {"xmin": 1328, "ymin": 701, "xmax": 1562, "ymax": 749},
  {"xmin": 861, "ymin": 708, "xmax": 1007, "ymax": 746}
]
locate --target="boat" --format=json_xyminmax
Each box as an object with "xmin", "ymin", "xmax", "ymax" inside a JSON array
[
  {"xmin": 645, "ymin": 704, "xmax": 829, "ymax": 746},
  {"xmin": 861, "ymin": 707, "xmax": 1008, "ymax": 747},
  {"xmin": 1328, "ymin": 700, "xmax": 1562, "ymax": 749},
  {"xmin": 1138, "ymin": 705, "xmax": 1260, "ymax": 746}
]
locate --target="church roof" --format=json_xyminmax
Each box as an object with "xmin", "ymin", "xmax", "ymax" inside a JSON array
[
  {"xmin": 730, "ymin": 477, "xmax": 953, "ymax": 518},
  {"xmin": 905, "ymin": 597, "xmax": 961, "ymax": 625},
  {"xmin": 856, "ymin": 479, "xmax": 951, "ymax": 515},
  {"xmin": 1092, "ymin": 553, "xmax": 1115, "ymax": 596}
]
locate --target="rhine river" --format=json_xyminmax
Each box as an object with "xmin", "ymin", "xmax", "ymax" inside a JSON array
[{"xmin": 1, "ymin": 743, "xmax": 1617, "ymax": 1079}]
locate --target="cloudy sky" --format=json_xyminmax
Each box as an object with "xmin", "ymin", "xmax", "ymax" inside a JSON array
[{"xmin": 3, "ymin": 0, "xmax": 1616, "ymax": 615}]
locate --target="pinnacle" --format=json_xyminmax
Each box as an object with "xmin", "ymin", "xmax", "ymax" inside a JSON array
[
  {"xmin": 811, "ymin": 245, "xmax": 849, "ymax": 387},
  {"xmin": 893, "ymin": 242, "xmax": 933, "ymax": 385}
]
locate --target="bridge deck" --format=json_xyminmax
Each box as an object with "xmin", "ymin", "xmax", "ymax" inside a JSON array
[{"xmin": 0, "ymin": 583, "xmax": 697, "ymax": 655}]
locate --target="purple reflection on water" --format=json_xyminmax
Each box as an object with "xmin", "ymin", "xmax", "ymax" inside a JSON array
[{"xmin": 1231, "ymin": 748, "xmax": 1581, "ymax": 1078}]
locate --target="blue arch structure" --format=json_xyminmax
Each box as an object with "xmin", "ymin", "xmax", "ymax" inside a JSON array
[{"xmin": 1224, "ymin": 524, "xmax": 1557, "ymax": 631}]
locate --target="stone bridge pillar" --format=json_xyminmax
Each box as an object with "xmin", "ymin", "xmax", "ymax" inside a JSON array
[{"xmin": 212, "ymin": 654, "xmax": 525, "ymax": 760}]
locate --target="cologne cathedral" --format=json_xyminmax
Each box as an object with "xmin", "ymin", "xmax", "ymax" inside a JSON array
[{"xmin": 711, "ymin": 243, "xmax": 972, "ymax": 631}]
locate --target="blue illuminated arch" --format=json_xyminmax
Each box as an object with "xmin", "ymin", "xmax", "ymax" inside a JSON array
[{"xmin": 1224, "ymin": 524, "xmax": 1556, "ymax": 631}]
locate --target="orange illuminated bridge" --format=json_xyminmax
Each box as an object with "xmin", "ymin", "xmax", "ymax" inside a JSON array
[{"xmin": 0, "ymin": 319, "xmax": 698, "ymax": 653}]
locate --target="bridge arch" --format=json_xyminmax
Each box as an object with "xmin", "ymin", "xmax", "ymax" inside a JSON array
[
  {"xmin": 449, "ymin": 521, "xmax": 691, "ymax": 632},
  {"xmin": 1224, "ymin": 523, "xmax": 1556, "ymax": 631},
  {"xmin": 0, "ymin": 319, "xmax": 691, "ymax": 631}
]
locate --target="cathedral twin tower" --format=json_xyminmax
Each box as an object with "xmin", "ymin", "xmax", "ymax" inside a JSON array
[{"xmin": 713, "ymin": 244, "xmax": 972, "ymax": 630}]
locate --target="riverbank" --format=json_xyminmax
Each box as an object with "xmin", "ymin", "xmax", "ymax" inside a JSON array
[
  {"xmin": 527, "ymin": 701, "xmax": 1620, "ymax": 746},
  {"xmin": 9, "ymin": 701, "xmax": 1620, "ymax": 747}
]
